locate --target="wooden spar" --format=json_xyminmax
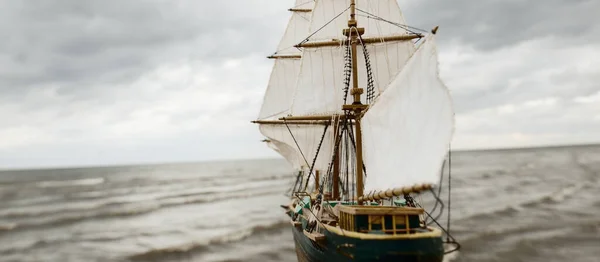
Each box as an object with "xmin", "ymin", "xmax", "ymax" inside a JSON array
[
  {"xmin": 332, "ymin": 117, "xmax": 340, "ymax": 200},
  {"xmin": 251, "ymin": 120, "xmax": 330, "ymax": 125},
  {"xmin": 350, "ymin": 42, "xmax": 360, "ymax": 103},
  {"xmin": 350, "ymin": 0, "xmax": 356, "ymax": 21},
  {"xmin": 357, "ymin": 184, "xmax": 434, "ymax": 202},
  {"xmin": 348, "ymin": 0, "xmax": 365, "ymax": 205},
  {"xmin": 361, "ymin": 34, "xmax": 423, "ymax": 44},
  {"xmin": 295, "ymin": 34, "xmax": 422, "ymax": 48},
  {"xmin": 267, "ymin": 54, "xmax": 301, "ymax": 59},
  {"xmin": 279, "ymin": 115, "xmax": 349, "ymax": 121},
  {"xmin": 355, "ymin": 118, "xmax": 364, "ymax": 204},
  {"xmin": 288, "ymin": 8, "xmax": 311, "ymax": 12}
]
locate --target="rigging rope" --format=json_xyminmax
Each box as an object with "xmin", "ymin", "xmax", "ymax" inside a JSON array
[
  {"xmin": 302, "ymin": 124, "xmax": 330, "ymax": 192},
  {"xmin": 423, "ymin": 210, "xmax": 461, "ymax": 254},
  {"xmin": 284, "ymin": 120, "xmax": 328, "ymax": 193},
  {"xmin": 342, "ymin": 112, "xmax": 368, "ymax": 178},
  {"xmin": 299, "ymin": 6, "xmax": 351, "ymax": 45},
  {"xmin": 447, "ymin": 145, "xmax": 452, "ymax": 241},
  {"xmin": 426, "ymin": 159, "xmax": 446, "ymax": 225},
  {"xmin": 290, "ymin": 170, "xmax": 304, "ymax": 196},
  {"xmin": 421, "ymin": 145, "xmax": 460, "ymax": 254},
  {"xmin": 292, "ymin": 194, "xmax": 332, "ymax": 234},
  {"xmin": 356, "ymin": 31, "xmax": 376, "ymax": 104},
  {"xmin": 284, "ymin": 120, "xmax": 312, "ymax": 171},
  {"xmin": 426, "ymin": 188, "xmax": 445, "ymax": 226},
  {"xmin": 342, "ymin": 36, "xmax": 352, "ymax": 104},
  {"xmin": 320, "ymin": 116, "xmax": 347, "ymax": 194},
  {"xmin": 355, "ymin": 8, "xmax": 428, "ymax": 35}
]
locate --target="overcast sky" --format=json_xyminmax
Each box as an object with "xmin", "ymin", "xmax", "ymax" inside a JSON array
[{"xmin": 0, "ymin": 0, "xmax": 599, "ymax": 169}]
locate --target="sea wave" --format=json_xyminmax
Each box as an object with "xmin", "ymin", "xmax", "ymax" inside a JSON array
[
  {"xmin": 0, "ymin": 236, "xmax": 68, "ymax": 255},
  {"xmin": 0, "ymin": 222, "xmax": 17, "ymax": 232},
  {"xmin": 457, "ymin": 204, "xmax": 522, "ymax": 222},
  {"xmin": 36, "ymin": 177, "xmax": 105, "ymax": 188},
  {"xmin": 459, "ymin": 223, "xmax": 596, "ymax": 260},
  {"xmin": 458, "ymin": 225, "xmax": 552, "ymax": 247},
  {"xmin": 0, "ymin": 228, "xmax": 179, "ymax": 255},
  {"xmin": 522, "ymin": 183, "xmax": 583, "ymax": 207},
  {"xmin": 460, "ymin": 182, "xmax": 587, "ymax": 222},
  {"xmin": 2, "ymin": 188, "xmax": 285, "ymax": 232},
  {"xmin": 1, "ymin": 178, "xmax": 288, "ymax": 219},
  {"xmin": 128, "ymin": 220, "xmax": 289, "ymax": 261}
]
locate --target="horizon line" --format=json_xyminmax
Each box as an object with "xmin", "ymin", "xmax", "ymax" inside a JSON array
[{"xmin": 1, "ymin": 141, "xmax": 598, "ymax": 172}]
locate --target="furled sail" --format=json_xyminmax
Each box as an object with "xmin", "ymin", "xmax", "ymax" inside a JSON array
[
  {"xmin": 361, "ymin": 35, "xmax": 454, "ymax": 193},
  {"xmin": 290, "ymin": 0, "xmax": 417, "ymax": 116}
]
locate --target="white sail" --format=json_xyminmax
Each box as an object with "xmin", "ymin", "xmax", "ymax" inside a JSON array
[
  {"xmin": 291, "ymin": 42, "xmax": 415, "ymax": 116},
  {"xmin": 258, "ymin": 59, "xmax": 301, "ymax": 119},
  {"xmin": 362, "ymin": 35, "xmax": 454, "ymax": 193},
  {"xmin": 258, "ymin": 3, "xmax": 315, "ymax": 169},
  {"xmin": 294, "ymin": 0, "xmax": 314, "ymax": 8},
  {"xmin": 259, "ymin": 4, "xmax": 313, "ymax": 119},
  {"xmin": 259, "ymin": 124, "xmax": 334, "ymax": 173},
  {"xmin": 309, "ymin": 0, "xmax": 410, "ymax": 41},
  {"xmin": 290, "ymin": 0, "xmax": 416, "ymax": 116},
  {"xmin": 275, "ymin": 11, "xmax": 312, "ymax": 56},
  {"xmin": 265, "ymin": 139, "xmax": 303, "ymax": 169}
]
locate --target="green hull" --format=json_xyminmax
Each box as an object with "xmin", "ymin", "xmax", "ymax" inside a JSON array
[{"xmin": 291, "ymin": 221, "xmax": 444, "ymax": 262}]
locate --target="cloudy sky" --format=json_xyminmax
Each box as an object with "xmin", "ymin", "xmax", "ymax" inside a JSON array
[{"xmin": 0, "ymin": 0, "xmax": 598, "ymax": 169}]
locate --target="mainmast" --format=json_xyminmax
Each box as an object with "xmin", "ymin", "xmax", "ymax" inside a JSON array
[
  {"xmin": 343, "ymin": 0, "xmax": 366, "ymax": 205},
  {"xmin": 257, "ymin": 0, "xmax": 454, "ymax": 212}
]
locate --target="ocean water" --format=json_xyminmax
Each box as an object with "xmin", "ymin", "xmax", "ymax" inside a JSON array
[{"xmin": 0, "ymin": 144, "xmax": 599, "ymax": 262}]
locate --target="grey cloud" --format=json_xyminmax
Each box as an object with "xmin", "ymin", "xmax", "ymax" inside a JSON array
[
  {"xmin": 400, "ymin": 0, "xmax": 600, "ymax": 50},
  {"xmin": 453, "ymin": 69, "xmax": 600, "ymax": 114},
  {"xmin": 1, "ymin": 0, "xmax": 599, "ymax": 168},
  {"xmin": 0, "ymin": 0, "xmax": 288, "ymax": 99},
  {"xmin": 460, "ymin": 100, "xmax": 600, "ymax": 137}
]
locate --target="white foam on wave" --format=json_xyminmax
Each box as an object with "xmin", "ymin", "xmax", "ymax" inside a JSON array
[{"xmin": 128, "ymin": 220, "xmax": 289, "ymax": 260}]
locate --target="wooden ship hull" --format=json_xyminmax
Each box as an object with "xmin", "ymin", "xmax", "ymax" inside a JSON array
[
  {"xmin": 285, "ymin": 202, "xmax": 444, "ymax": 262},
  {"xmin": 291, "ymin": 224, "xmax": 444, "ymax": 262}
]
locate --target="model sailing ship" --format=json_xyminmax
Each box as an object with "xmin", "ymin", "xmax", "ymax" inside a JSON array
[{"xmin": 253, "ymin": 0, "xmax": 460, "ymax": 261}]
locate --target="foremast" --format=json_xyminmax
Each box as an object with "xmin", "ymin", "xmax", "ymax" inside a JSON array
[{"xmin": 345, "ymin": 0, "xmax": 366, "ymax": 205}]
